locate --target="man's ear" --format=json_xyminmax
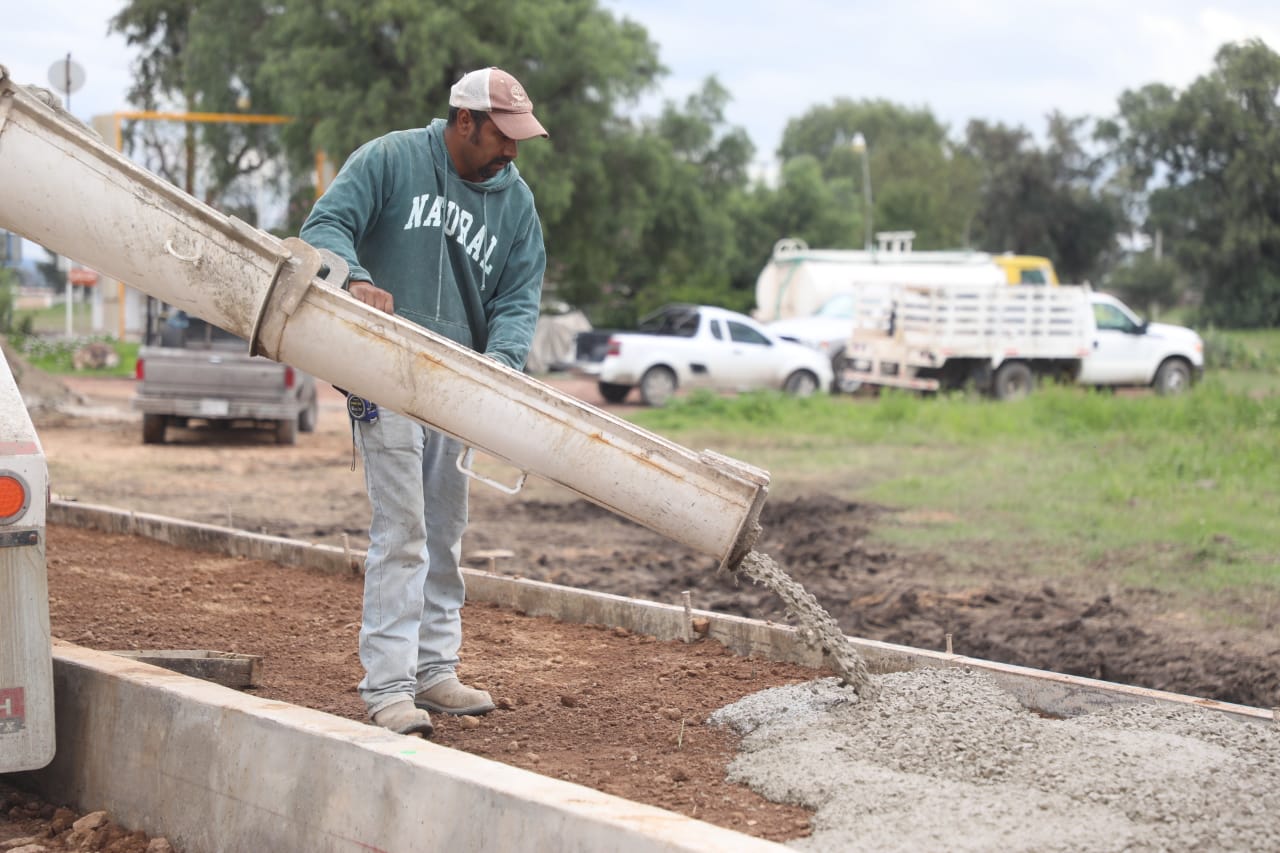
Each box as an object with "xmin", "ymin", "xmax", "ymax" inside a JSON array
[{"xmin": 456, "ymin": 108, "xmax": 474, "ymax": 134}]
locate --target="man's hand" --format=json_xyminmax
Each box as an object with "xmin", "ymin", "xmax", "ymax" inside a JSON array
[{"xmin": 349, "ymin": 280, "xmax": 395, "ymax": 314}]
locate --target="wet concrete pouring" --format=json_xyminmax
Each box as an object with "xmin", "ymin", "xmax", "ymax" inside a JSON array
[{"xmin": 5, "ymin": 372, "xmax": 1279, "ymax": 850}]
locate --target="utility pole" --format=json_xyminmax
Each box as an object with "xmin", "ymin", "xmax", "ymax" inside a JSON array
[{"xmin": 851, "ymin": 133, "xmax": 873, "ymax": 251}]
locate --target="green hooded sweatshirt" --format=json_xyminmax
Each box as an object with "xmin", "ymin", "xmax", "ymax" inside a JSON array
[{"xmin": 300, "ymin": 119, "xmax": 545, "ymax": 370}]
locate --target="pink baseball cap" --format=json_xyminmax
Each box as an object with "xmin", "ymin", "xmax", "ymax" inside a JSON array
[{"xmin": 449, "ymin": 67, "xmax": 549, "ymax": 140}]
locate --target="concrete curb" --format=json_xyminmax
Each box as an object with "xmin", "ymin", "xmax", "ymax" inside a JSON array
[{"xmin": 38, "ymin": 641, "xmax": 784, "ymax": 853}]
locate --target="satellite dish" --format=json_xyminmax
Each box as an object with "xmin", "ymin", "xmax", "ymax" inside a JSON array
[{"xmin": 46, "ymin": 57, "xmax": 86, "ymax": 95}]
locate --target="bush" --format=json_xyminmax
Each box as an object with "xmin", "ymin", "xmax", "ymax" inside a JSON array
[{"xmin": 1201, "ymin": 330, "xmax": 1279, "ymax": 371}]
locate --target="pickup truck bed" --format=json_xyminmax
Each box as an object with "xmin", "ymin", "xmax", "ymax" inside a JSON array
[{"xmin": 131, "ymin": 312, "xmax": 318, "ymax": 444}]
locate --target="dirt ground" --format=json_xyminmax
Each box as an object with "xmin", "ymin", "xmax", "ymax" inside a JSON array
[{"xmin": 5, "ymin": 370, "xmax": 1280, "ymax": 849}]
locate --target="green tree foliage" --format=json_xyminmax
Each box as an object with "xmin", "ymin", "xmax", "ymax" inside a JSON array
[
  {"xmin": 775, "ymin": 98, "xmax": 980, "ymax": 250},
  {"xmin": 109, "ymin": 0, "xmax": 288, "ymax": 209},
  {"xmin": 1099, "ymin": 39, "xmax": 1280, "ymax": 326},
  {"xmin": 962, "ymin": 113, "xmax": 1121, "ymax": 282},
  {"xmin": 1105, "ymin": 254, "xmax": 1187, "ymax": 317},
  {"xmin": 257, "ymin": 0, "xmax": 695, "ymax": 308}
]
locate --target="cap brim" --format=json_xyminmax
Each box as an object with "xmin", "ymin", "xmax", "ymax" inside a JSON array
[{"xmin": 491, "ymin": 110, "xmax": 548, "ymax": 141}]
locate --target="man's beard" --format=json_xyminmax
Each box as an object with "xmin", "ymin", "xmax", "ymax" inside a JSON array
[
  {"xmin": 468, "ymin": 126, "xmax": 509, "ymax": 179},
  {"xmin": 478, "ymin": 158, "xmax": 509, "ymax": 179}
]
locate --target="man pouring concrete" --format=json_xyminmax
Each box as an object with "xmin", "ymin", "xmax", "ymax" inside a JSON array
[{"xmin": 300, "ymin": 66, "xmax": 549, "ymax": 737}]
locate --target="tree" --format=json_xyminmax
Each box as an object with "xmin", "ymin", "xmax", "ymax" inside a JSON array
[
  {"xmin": 257, "ymin": 0, "xmax": 676, "ymax": 307},
  {"xmin": 1099, "ymin": 39, "xmax": 1280, "ymax": 326},
  {"xmin": 1105, "ymin": 255, "xmax": 1187, "ymax": 317},
  {"xmin": 110, "ymin": 0, "xmax": 289, "ymax": 211},
  {"xmin": 962, "ymin": 113, "xmax": 1121, "ymax": 283},
  {"xmin": 776, "ymin": 99, "xmax": 980, "ymax": 250}
]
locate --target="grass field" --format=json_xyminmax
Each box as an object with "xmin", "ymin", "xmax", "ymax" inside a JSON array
[{"xmin": 631, "ymin": 366, "xmax": 1280, "ymax": 624}]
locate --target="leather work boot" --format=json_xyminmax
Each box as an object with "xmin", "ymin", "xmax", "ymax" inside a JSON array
[
  {"xmin": 371, "ymin": 699, "xmax": 434, "ymax": 737},
  {"xmin": 415, "ymin": 677, "xmax": 496, "ymax": 716}
]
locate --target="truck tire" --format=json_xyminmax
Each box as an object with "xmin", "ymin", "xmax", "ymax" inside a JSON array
[
  {"xmin": 275, "ymin": 416, "xmax": 298, "ymax": 446},
  {"xmin": 783, "ymin": 369, "xmax": 820, "ymax": 397},
  {"xmin": 639, "ymin": 366, "xmax": 677, "ymax": 407},
  {"xmin": 597, "ymin": 381, "xmax": 631, "ymax": 404},
  {"xmin": 992, "ymin": 361, "xmax": 1034, "ymax": 401},
  {"xmin": 299, "ymin": 397, "xmax": 318, "ymax": 432},
  {"xmin": 1153, "ymin": 358, "xmax": 1192, "ymax": 395},
  {"xmin": 831, "ymin": 349, "xmax": 863, "ymax": 394},
  {"xmin": 142, "ymin": 414, "xmax": 167, "ymax": 445}
]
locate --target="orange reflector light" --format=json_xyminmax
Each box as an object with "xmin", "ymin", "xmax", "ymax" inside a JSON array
[{"xmin": 0, "ymin": 473, "xmax": 28, "ymax": 522}]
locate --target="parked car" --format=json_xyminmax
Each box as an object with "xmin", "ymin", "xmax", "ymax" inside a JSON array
[
  {"xmin": 767, "ymin": 292, "xmax": 871, "ymax": 392},
  {"xmin": 578, "ymin": 304, "xmax": 834, "ymax": 406},
  {"xmin": 131, "ymin": 308, "xmax": 318, "ymax": 444}
]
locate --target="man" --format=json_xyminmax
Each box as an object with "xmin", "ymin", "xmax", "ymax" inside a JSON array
[{"xmin": 300, "ymin": 67, "xmax": 549, "ymax": 737}]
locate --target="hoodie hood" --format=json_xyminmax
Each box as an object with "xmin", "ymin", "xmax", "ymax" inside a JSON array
[{"xmin": 425, "ymin": 118, "xmax": 521, "ymax": 193}]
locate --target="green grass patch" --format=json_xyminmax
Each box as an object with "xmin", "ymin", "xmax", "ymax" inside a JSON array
[
  {"xmin": 629, "ymin": 383, "xmax": 1280, "ymax": 603},
  {"xmin": 8, "ymin": 334, "xmax": 138, "ymax": 378}
]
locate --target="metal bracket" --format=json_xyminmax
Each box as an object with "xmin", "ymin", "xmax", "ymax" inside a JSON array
[
  {"xmin": 249, "ymin": 237, "xmax": 348, "ymax": 360},
  {"xmin": 0, "ymin": 529, "xmax": 40, "ymax": 548},
  {"xmin": 455, "ymin": 447, "xmax": 528, "ymax": 496}
]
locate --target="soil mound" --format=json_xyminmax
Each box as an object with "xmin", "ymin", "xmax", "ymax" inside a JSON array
[{"xmin": 2, "ymin": 339, "xmax": 85, "ymax": 415}]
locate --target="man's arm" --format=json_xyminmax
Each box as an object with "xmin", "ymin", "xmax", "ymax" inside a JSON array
[
  {"xmin": 483, "ymin": 215, "xmax": 546, "ymax": 369},
  {"xmin": 300, "ymin": 140, "xmax": 394, "ymax": 313}
]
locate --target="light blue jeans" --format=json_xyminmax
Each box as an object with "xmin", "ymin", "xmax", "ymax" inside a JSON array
[{"xmin": 354, "ymin": 409, "xmax": 469, "ymax": 717}]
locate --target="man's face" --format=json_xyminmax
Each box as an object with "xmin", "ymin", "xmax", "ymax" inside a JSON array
[{"xmin": 459, "ymin": 111, "xmax": 519, "ymax": 181}]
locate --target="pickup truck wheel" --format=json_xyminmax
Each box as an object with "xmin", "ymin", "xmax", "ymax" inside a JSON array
[
  {"xmin": 783, "ymin": 369, "xmax": 820, "ymax": 397},
  {"xmin": 992, "ymin": 361, "xmax": 1034, "ymax": 401},
  {"xmin": 142, "ymin": 414, "xmax": 167, "ymax": 445},
  {"xmin": 275, "ymin": 417, "xmax": 298, "ymax": 446},
  {"xmin": 639, "ymin": 366, "xmax": 677, "ymax": 407},
  {"xmin": 1153, "ymin": 359, "xmax": 1192, "ymax": 395},
  {"xmin": 597, "ymin": 381, "xmax": 631, "ymax": 404},
  {"xmin": 299, "ymin": 397, "xmax": 318, "ymax": 432}
]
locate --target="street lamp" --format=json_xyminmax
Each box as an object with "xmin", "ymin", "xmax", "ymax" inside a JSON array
[{"xmin": 851, "ymin": 132, "xmax": 873, "ymax": 251}]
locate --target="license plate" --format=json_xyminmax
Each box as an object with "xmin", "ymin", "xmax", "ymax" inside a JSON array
[{"xmin": 197, "ymin": 398, "xmax": 230, "ymax": 417}]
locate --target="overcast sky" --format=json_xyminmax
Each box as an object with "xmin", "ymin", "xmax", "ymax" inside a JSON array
[{"xmin": 4, "ymin": 1, "xmax": 1279, "ymax": 166}]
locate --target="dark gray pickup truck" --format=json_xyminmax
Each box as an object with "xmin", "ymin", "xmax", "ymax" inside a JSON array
[{"xmin": 131, "ymin": 309, "xmax": 318, "ymax": 445}]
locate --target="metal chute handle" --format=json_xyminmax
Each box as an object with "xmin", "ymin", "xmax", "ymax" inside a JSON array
[{"xmin": 455, "ymin": 447, "xmax": 528, "ymax": 496}]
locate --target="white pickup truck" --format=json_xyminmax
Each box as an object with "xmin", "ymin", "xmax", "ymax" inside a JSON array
[
  {"xmin": 578, "ymin": 304, "xmax": 834, "ymax": 406},
  {"xmin": 835, "ymin": 284, "xmax": 1203, "ymax": 399}
]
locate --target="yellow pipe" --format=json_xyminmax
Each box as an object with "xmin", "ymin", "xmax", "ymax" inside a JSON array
[{"xmin": 112, "ymin": 110, "xmax": 291, "ymax": 125}]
